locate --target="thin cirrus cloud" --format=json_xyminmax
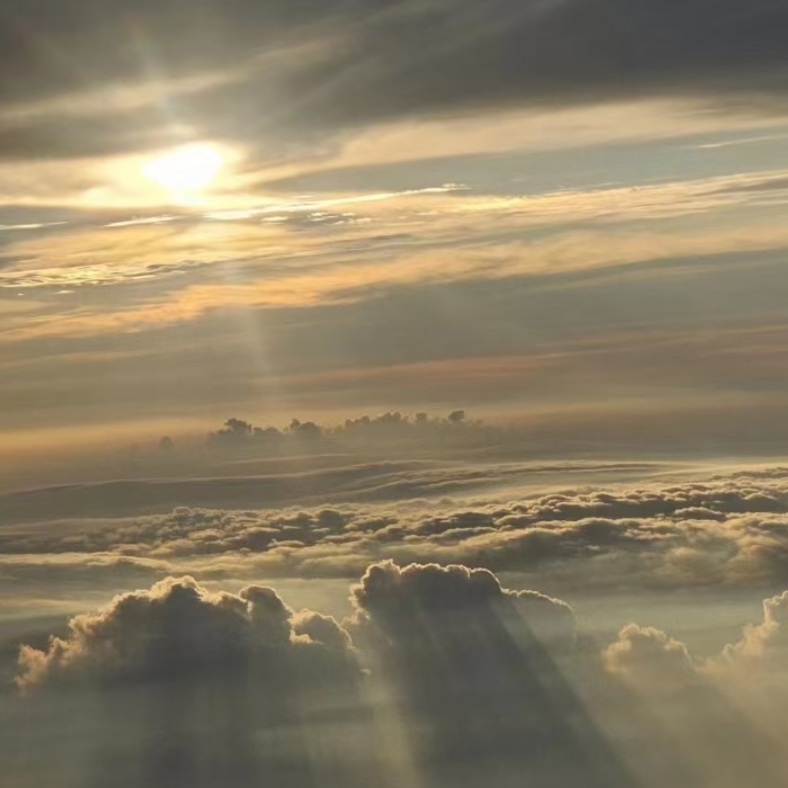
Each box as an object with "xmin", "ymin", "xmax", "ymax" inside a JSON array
[
  {"xmin": 4, "ymin": 167, "xmax": 788, "ymax": 345},
  {"xmin": 3, "ymin": 0, "xmax": 788, "ymax": 162}
]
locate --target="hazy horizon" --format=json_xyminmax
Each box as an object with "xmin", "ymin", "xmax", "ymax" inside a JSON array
[{"xmin": 5, "ymin": 1, "xmax": 788, "ymax": 786}]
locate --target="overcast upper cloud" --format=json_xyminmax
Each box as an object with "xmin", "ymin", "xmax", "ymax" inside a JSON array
[{"xmin": 4, "ymin": 0, "xmax": 788, "ymax": 160}]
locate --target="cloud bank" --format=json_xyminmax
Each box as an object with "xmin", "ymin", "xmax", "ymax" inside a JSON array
[{"xmin": 7, "ymin": 468, "xmax": 788, "ymax": 594}]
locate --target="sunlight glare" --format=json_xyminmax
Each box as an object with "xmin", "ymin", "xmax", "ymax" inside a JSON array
[{"xmin": 142, "ymin": 143, "xmax": 224, "ymax": 196}]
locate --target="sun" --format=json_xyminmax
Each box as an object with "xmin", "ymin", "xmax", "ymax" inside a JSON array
[{"xmin": 142, "ymin": 143, "xmax": 224, "ymax": 196}]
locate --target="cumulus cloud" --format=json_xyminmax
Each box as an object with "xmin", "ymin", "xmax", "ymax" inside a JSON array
[
  {"xmin": 722, "ymin": 590, "xmax": 788, "ymax": 662},
  {"xmin": 602, "ymin": 623, "xmax": 699, "ymax": 693},
  {"xmin": 13, "ymin": 574, "xmax": 363, "ymax": 742},
  {"xmin": 17, "ymin": 575, "xmax": 358, "ymax": 691},
  {"xmin": 599, "ymin": 614, "xmax": 788, "ymax": 788},
  {"xmin": 712, "ymin": 591, "xmax": 788, "ymax": 696},
  {"xmin": 350, "ymin": 560, "xmax": 575, "ymax": 650},
  {"xmin": 13, "ymin": 564, "xmax": 788, "ymax": 788},
  {"xmin": 5, "ymin": 564, "xmax": 622, "ymax": 788},
  {"xmin": 9, "ymin": 575, "xmax": 369, "ymax": 788},
  {"xmin": 598, "ymin": 582, "xmax": 788, "ymax": 788},
  {"xmin": 344, "ymin": 561, "xmax": 634, "ymax": 788},
  {"xmin": 605, "ymin": 587, "xmax": 788, "ymax": 691}
]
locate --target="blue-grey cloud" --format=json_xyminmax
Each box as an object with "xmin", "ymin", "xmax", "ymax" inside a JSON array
[
  {"xmin": 4, "ymin": 0, "xmax": 788, "ymax": 160},
  {"xmin": 8, "ymin": 574, "xmax": 369, "ymax": 788},
  {"xmin": 10, "ymin": 563, "xmax": 788, "ymax": 788}
]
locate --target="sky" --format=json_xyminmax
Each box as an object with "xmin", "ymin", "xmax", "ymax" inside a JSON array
[
  {"xmin": 4, "ymin": 0, "xmax": 788, "ymax": 472},
  {"xmin": 5, "ymin": 1, "xmax": 788, "ymax": 786}
]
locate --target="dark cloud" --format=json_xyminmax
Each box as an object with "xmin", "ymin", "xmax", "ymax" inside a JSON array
[
  {"xmin": 4, "ymin": 0, "xmax": 788, "ymax": 160},
  {"xmin": 11, "ymin": 565, "xmax": 788, "ymax": 788},
  {"xmin": 11, "ymin": 575, "xmax": 370, "ymax": 788},
  {"xmin": 17, "ymin": 575, "xmax": 359, "ymax": 690},
  {"xmin": 5, "ymin": 565, "xmax": 622, "ymax": 788},
  {"xmin": 347, "ymin": 561, "xmax": 631, "ymax": 788},
  {"xmin": 280, "ymin": 0, "xmax": 788, "ymax": 128},
  {"xmin": 350, "ymin": 560, "xmax": 576, "ymax": 649},
  {"xmin": 0, "ymin": 0, "xmax": 325, "ymax": 104}
]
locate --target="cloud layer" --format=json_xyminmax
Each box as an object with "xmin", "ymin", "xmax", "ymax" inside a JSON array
[
  {"xmin": 7, "ymin": 467, "xmax": 788, "ymax": 594},
  {"xmin": 4, "ymin": 0, "xmax": 788, "ymax": 160}
]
